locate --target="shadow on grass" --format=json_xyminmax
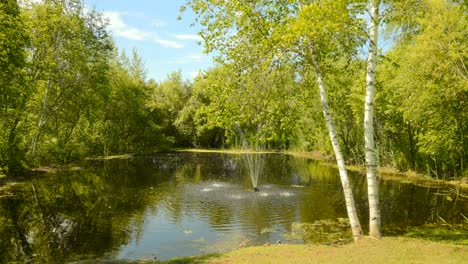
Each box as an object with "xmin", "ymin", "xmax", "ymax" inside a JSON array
[
  {"xmin": 158, "ymin": 253, "xmax": 220, "ymax": 264},
  {"xmin": 75, "ymin": 253, "xmax": 221, "ymax": 264},
  {"xmin": 404, "ymin": 225, "xmax": 468, "ymax": 246},
  {"xmin": 384, "ymin": 223, "xmax": 468, "ymax": 246}
]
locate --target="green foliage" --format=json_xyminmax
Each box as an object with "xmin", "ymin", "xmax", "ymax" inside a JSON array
[
  {"xmin": 150, "ymin": 71, "xmax": 192, "ymax": 147},
  {"xmin": 0, "ymin": 0, "xmax": 30, "ymax": 176},
  {"xmin": 90, "ymin": 49, "xmax": 169, "ymax": 155},
  {"xmin": 284, "ymin": 218, "xmax": 353, "ymax": 245},
  {"xmin": 0, "ymin": 0, "xmax": 182, "ymax": 176},
  {"xmin": 177, "ymin": 63, "xmax": 300, "ymax": 149},
  {"xmin": 18, "ymin": 0, "xmax": 110, "ymax": 164},
  {"xmin": 0, "ymin": 0, "xmax": 466, "ymax": 179},
  {"xmin": 182, "ymin": 0, "xmax": 467, "ymax": 178},
  {"xmin": 377, "ymin": 0, "xmax": 467, "ymax": 177}
]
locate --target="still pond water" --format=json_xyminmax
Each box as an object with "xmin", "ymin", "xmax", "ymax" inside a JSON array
[{"xmin": 0, "ymin": 152, "xmax": 466, "ymax": 263}]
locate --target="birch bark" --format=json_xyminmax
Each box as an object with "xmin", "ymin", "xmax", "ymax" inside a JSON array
[
  {"xmin": 364, "ymin": 0, "xmax": 382, "ymax": 239},
  {"xmin": 310, "ymin": 44, "xmax": 363, "ymax": 240}
]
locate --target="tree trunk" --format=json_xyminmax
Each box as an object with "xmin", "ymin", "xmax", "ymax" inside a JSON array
[
  {"xmin": 364, "ymin": 0, "xmax": 382, "ymax": 239},
  {"xmin": 310, "ymin": 43, "xmax": 363, "ymax": 241},
  {"xmin": 32, "ymin": 75, "xmax": 51, "ymax": 157}
]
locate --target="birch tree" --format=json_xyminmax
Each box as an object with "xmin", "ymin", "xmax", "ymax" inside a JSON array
[
  {"xmin": 183, "ymin": 0, "xmax": 365, "ymax": 240},
  {"xmin": 24, "ymin": 0, "xmax": 112, "ymax": 162},
  {"xmin": 309, "ymin": 44, "xmax": 363, "ymax": 240},
  {"xmin": 364, "ymin": 0, "xmax": 382, "ymax": 239}
]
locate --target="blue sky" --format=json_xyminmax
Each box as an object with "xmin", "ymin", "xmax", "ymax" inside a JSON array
[{"xmin": 83, "ymin": 0, "xmax": 213, "ymax": 82}]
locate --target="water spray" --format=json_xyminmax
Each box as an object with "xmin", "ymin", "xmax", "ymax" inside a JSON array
[{"xmin": 234, "ymin": 122, "xmax": 263, "ymax": 192}]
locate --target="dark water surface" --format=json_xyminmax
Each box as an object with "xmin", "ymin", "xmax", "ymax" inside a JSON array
[{"xmin": 0, "ymin": 152, "xmax": 466, "ymax": 262}]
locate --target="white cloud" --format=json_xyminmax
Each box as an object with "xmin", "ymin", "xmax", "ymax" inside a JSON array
[
  {"xmin": 189, "ymin": 71, "xmax": 201, "ymax": 79},
  {"xmin": 173, "ymin": 34, "xmax": 203, "ymax": 41},
  {"xmin": 152, "ymin": 19, "xmax": 168, "ymax": 28},
  {"xmin": 103, "ymin": 11, "xmax": 150, "ymax": 41},
  {"xmin": 187, "ymin": 54, "xmax": 203, "ymax": 60},
  {"xmin": 119, "ymin": 28, "xmax": 152, "ymax": 41},
  {"xmin": 153, "ymin": 38, "xmax": 184, "ymax": 49},
  {"xmin": 167, "ymin": 54, "xmax": 208, "ymax": 65},
  {"xmin": 102, "ymin": 11, "xmax": 183, "ymax": 49}
]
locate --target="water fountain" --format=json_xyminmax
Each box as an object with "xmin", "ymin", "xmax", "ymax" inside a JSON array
[{"xmin": 234, "ymin": 123, "xmax": 263, "ymax": 192}]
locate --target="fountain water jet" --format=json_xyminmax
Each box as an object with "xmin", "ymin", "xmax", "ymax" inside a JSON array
[{"xmin": 235, "ymin": 123, "xmax": 263, "ymax": 192}]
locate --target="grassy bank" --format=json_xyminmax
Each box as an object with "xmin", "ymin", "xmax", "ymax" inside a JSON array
[
  {"xmin": 101, "ymin": 237, "xmax": 466, "ymax": 264},
  {"xmin": 193, "ymin": 238, "xmax": 466, "ymax": 264}
]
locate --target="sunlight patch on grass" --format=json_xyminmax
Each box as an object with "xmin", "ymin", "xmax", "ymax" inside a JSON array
[{"xmin": 205, "ymin": 237, "xmax": 467, "ymax": 264}]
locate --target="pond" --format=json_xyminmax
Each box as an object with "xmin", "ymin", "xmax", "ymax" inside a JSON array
[{"xmin": 0, "ymin": 152, "xmax": 466, "ymax": 263}]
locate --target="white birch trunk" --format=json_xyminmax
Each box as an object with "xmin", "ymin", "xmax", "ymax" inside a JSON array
[
  {"xmin": 32, "ymin": 75, "xmax": 51, "ymax": 156},
  {"xmin": 310, "ymin": 44, "xmax": 363, "ymax": 240},
  {"xmin": 365, "ymin": 0, "xmax": 382, "ymax": 239}
]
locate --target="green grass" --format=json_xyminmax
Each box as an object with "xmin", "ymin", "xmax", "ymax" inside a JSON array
[
  {"xmin": 402, "ymin": 224, "xmax": 468, "ymax": 246},
  {"xmin": 86, "ymin": 237, "xmax": 467, "ymax": 264},
  {"xmin": 204, "ymin": 237, "xmax": 467, "ymax": 264}
]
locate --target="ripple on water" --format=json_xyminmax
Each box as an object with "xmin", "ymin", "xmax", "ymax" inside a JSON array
[
  {"xmin": 279, "ymin": 191, "xmax": 294, "ymax": 197},
  {"xmin": 182, "ymin": 183, "xmax": 301, "ymax": 226},
  {"xmin": 229, "ymin": 194, "xmax": 244, "ymax": 200}
]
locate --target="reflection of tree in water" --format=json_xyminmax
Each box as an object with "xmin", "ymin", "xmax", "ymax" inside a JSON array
[
  {"xmin": 1, "ymin": 153, "xmax": 466, "ymax": 262},
  {"xmin": 0, "ymin": 160, "xmax": 172, "ymax": 263},
  {"xmin": 378, "ymin": 180, "xmax": 466, "ymax": 235}
]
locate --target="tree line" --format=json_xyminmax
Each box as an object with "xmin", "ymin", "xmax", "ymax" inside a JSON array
[
  {"xmin": 177, "ymin": 0, "xmax": 467, "ymax": 179},
  {"xmin": 1, "ymin": 0, "xmax": 466, "ymax": 180},
  {"xmin": 1, "ymin": 0, "xmax": 187, "ymax": 177}
]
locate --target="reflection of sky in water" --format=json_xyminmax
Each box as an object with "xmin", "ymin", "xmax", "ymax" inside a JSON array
[
  {"xmin": 117, "ymin": 201, "xmax": 289, "ymax": 261},
  {"xmin": 117, "ymin": 182, "xmax": 299, "ymax": 261},
  {"xmin": 117, "ymin": 209, "xmax": 219, "ymax": 260}
]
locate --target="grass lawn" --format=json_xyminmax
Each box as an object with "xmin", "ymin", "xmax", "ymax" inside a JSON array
[{"xmin": 95, "ymin": 237, "xmax": 466, "ymax": 264}]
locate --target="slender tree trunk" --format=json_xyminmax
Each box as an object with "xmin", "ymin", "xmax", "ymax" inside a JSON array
[
  {"xmin": 6, "ymin": 117, "xmax": 21, "ymax": 174},
  {"xmin": 365, "ymin": 0, "xmax": 382, "ymax": 239},
  {"xmin": 32, "ymin": 75, "xmax": 51, "ymax": 156},
  {"xmin": 310, "ymin": 44, "xmax": 363, "ymax": 241}
]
